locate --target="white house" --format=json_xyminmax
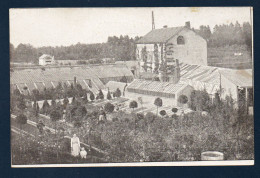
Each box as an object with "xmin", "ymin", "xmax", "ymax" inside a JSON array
[{"xmin": 39, "ymin": 54, "xmax": 55, "ymax": 66}]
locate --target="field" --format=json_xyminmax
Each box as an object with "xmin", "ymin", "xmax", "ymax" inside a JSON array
[{"xmin": 208, "ymin": 45, "xmax": 252, "ymax": 69}]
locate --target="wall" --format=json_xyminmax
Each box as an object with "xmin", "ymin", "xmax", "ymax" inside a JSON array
[{"xmin": 167, "ymin": 28, "xmax": 207, "ymax": 66}]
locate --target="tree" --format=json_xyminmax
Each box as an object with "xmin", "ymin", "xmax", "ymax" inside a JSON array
[
  {"xmin": 98, "ymin": 89, "xmax": 104, "ymax": 100},
  {"xmin": 90, "ymin": 92, "xmax": 95, "ymax": 101},
  {"xmin": 107, "ymin": 90, "xmax": 112, "ymax": 100},
  {"xmin": 129, "ymin": 100, "xmax": 138, "ymax": 111},
  {"xmin": 154, "ymin": 97, "xmax": 163, "ymax": 117},
  {"xmin": 178, "ymin": 95, "xmax": 188, "ymax": 104},
  {"xmin": 104, "ymin": 102, "xmax": 115, "ymax": 113}
]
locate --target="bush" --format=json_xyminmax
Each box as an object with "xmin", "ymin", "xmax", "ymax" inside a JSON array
[
  {"xmin": 129, "ymin": 100, "xmax": 138, "ymax": 111},
  {"xmin": 98, "ymin": 89, "xmax": 104, "ymax": 100},
  {"xmin": 145, "ymin": 112, "xmax": 156, "ymax": 123},
  {"xmin": 112, "ymin": 117, "xmax": 119, "ymax": 122},
  {"xmin": 172, "ymin": 108, "xmax": 178, "ymax": 113},
  {"xmin": 159, "ymin": 110, "xmax": 166, "ymax": 117},
  {"xmin": 104, "ymin": 102, "xmax": 115, "ymax": 113},
  {"xmin": 16, "ymin": 114, "xmax": 27, "ymax": 125},
  {"xmin": 115, "ymin": 88, "xmax": 121, "ymax": 97},
  {"xmin": 89, "ymin": 92, "xmax": 95, "ymax": 101},
  {"xmin": 107, "ymin": 90, "xmax": 112, "ymax": 100},
  {"xmin": 178, "ymin": 95, "xmax": 188, "ymax": 104}
]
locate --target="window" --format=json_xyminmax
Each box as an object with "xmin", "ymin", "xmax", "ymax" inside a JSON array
[{"xmin": 177, "ymin": 36, "xmax": 185, "ymax": 45}]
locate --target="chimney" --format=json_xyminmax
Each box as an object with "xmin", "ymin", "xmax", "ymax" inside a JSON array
[
  {"xmin": 185, "ymin": 21, "xmax": 190, "ymax": 29},
  {"xmin": 163, "ymin": 25, "xmax": 168, "ymax": 28}
]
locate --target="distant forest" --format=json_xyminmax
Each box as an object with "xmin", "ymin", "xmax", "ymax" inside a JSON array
[{"xmin": 10, "ymin": 22, "xmax": 252, "ymax": 64}]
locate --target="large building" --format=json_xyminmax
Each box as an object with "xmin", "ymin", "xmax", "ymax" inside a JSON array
[{"xmin": 136, "ymin": 22, "xmax": 207, "ymax": 83}]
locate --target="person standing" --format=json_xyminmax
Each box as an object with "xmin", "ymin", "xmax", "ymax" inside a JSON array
[{"xmin": 71, "ymin": 134, "xmax": 80, "ymax": 157}]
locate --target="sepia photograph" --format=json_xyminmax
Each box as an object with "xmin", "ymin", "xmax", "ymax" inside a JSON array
[{"xmin": 9, "ymin": 7, "xmax": 253, "ymax": 167}]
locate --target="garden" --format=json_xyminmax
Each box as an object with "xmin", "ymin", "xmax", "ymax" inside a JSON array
[{"xmin": 10, "ymin": 82, "xmax": 254, "ymax": 164}]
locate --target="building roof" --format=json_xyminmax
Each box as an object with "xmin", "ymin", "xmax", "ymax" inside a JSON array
[
  {"xmin": 39, "ymin": 54, "xmax": 53, "ymax": 60},
  {"xmin": 219, "ymin": 69, "xmax": 253, "ymax": 87},
  {"xmin": 136, "ymin": 26, "xmax": 185, "ymax": 44},
  {"xmin": 106, "ymin": 81, "xmax": 128, "ymax": 92},
  {"xmin": 10, "ymin": 65, "xmax": 134, "ymax": 92},
  {"xmin": 127, "ymin": 79, "xmax": 189, "ymax": 95}
]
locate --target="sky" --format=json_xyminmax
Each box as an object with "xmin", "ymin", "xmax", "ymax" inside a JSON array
[{"xmin": 10, "ymin": 7, "xmax": 252, "ymax": 48}]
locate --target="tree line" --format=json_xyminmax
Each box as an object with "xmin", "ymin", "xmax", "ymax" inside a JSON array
[
  {"xmin": 10, "ymin": 21, "xmax": 252, "ymax": 64},
  {"xmin": 10, "ymin": 35, "xmax": 141, "ymax": 64},
  {"xmin": 192, "ymin": 21, "xmax": 252, "ymax": 49}
]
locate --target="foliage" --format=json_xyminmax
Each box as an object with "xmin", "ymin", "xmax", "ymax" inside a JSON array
[
  {"xmin": 107, "ymin": 90, "xmax": 112, "ymax": 100},
  {"xmin": 50, "ymin": 110, "xmax": 62, "ymax": 122},
  {"xmin": 172, "ymin": 108, "xmax": 178, "ymax": 113},
  {"xmin": 16, "ymin": 114, "xmax": 27, "ymax": 125},
  {"xmin": 90, "ymin": 92, "xmax": 95, "ymax": 101},
  {"xmin": 159, "ymin": 110, "xmax": 166, "ymax": 116},
  {"xmin": 10, "ymin": 35, "xmax": 141, "ymax": 64},
  {"xmin": 115, "ymin": 88, "xmax": 121, "ymax": 98},
  {"xmin": 154, "ymin": 97, "xmax": 162, "ymax": 116},
  {"xmin": 129, "ymin": 100, "xmax": 138, "ymax": 111},
  {"xmin": 120, "ymin": 75, "xmax": 128, "ymax": 83},
  {"xmin": 189, "ymin": 90, "xmax": 211, "ymax": 111},
  {"xmin": 98, "ymin": 89, "xmax": 104, "ymax": 100},
  {"xmin": 178, "ymin": 95, "xmax": 188, "ymax": 104},
  {"xmin": 104, "ymin": 102, "xmax": 115, "ymax": 113}
]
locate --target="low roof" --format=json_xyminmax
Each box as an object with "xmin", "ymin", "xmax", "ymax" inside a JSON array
[
  {"xmin": 106, "ymin": 81, "xmax": 127, "ymax": 92},
  {"xmin": 219, "ymin": 69, "xmax": 253, "ymax": 87},
  {"xmin": 127, "ymin": 79, "xmax": 190, "ymax": 95},
  {"xmin": 39, "ymin": 54, "xmax": 53, "ymax": 60},
  {"xmin": 136, "ymin": 27, "xmax": 184, "ymax": 44}
]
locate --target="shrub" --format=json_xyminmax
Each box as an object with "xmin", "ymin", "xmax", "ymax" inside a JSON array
[
  {"xmin": 159, "ymin": 110, "xmax": 167, "ymax": 117},
  {"xmin": 145, "ymin": 112, "xmax": 156, "ymax": 123},
  {"xmin": 136, "ymin": 113, "xmax": 144, "ymax": 120},
  {"xmin": 178, "ymin": 95, "xmax": 188, "ymax": 104},
  {"xmin": 172, "ymin": 108, "xmax": 178, "ymax": 113},
  {"xmin": 107, "ymin": 90, "xmax": 112, "ymax": 100},
  {"xmin": 98, "ymin": 89, "xmax": 104, "ymax": 100},
  {"xmin": 89, "ymin": 92, "xmax": 95, "ymax": 101},
  {"xmin": 115, "ymin": 88, "xmax": 121, "ymax": 97},
  {"xmin": 104, "ymin": 102, "xmax": 115, "ymax": 113},
  {"xmin": 16, "ymin": 114, "xmax": 27, "ymax": 125},
  {"xmin": 129, "ymin": 100, "xmax": 138, "ymax": 111},
  {"xmin": 112, "ymin": 117, "xmax": 119, "ymax": 122}
]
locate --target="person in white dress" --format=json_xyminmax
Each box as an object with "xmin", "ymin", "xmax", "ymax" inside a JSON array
[{"xmin": 71, "ymin": 134, "xmax": 80, "ymax": 157}]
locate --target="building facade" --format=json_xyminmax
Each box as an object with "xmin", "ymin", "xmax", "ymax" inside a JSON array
[{"xmin": 136, "ymin": 22, "xmax": 207, "ymax": 83}]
